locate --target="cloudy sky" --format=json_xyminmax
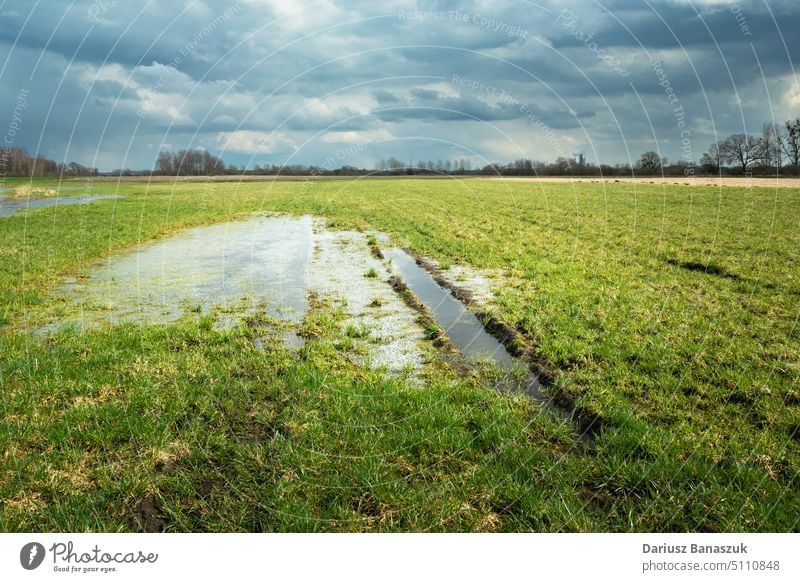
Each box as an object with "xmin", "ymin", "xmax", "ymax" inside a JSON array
[{"xmin": 1, "ymin": 0, "xmax": 798, "ymax": 171}]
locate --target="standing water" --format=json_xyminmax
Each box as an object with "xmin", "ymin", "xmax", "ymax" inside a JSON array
[
  {"xmin": 385, "ymin": 248, "xmax": 514, "ymax": 367},
  {"xmin": 39, "ymin": 213, "xmax": 552, "ymax": 406},
  {"xmin": 0, "ymin": 194, "xmax": 121, "ymax": 217},
  {"xmin": 385, "ymin": 248, "xmax": 560, "ymax": 411},
  {"xmin": 51, "ymin": 214, "xmax": 312, "ymax": 329}
]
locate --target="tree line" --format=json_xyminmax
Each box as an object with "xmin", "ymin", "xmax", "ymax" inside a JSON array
[
  {"xmin": 235, "ymin": 117, "xmax": 800, "ymax": 177},
  {"xmin": 698, "ymin": 120, "xmax": 800, "ymax": 174},
  {"xmin": 0, "ymin": 147, "xmax": 97, "ymax": 177},
  {"xmin": 154, "ymin": 149, "xmax": 229, "ymax": 176},
  {"xmin": 632, "ymin": 119, "xmax": 800, "ymax": 177},
  {"xmin": 6, "ymin": 120, "xmax": 800, "ymax": 179}
]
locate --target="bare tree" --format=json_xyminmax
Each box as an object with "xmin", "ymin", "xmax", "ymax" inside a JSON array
[
  {"xmin": 700, "ymin": 141, "xmax": 724, "ymax": 174},
  {"xmin": 720, "ymin": 133, "xmax": 764, "ymax": 173},
  {"xmin": 782, "ymin": 118, "xmax": 800, "ymax": 167},
  {"xmin": 761, "ymin": 122, "xmax": 782, "ymax": 170},
  {"xmin": 385, "ymin": 157, "xmax": 404, "ymax": 171},
  {"xmin": 155, "ymin": 151, "xmax": 174, "ymax": 175},
  {"xmin": 0, "ymin": 147, "xmax": 91, "ymax": 177},
  {"xmin": 153, "ymin": 148, "xmax": 226, "ymax": 176}
]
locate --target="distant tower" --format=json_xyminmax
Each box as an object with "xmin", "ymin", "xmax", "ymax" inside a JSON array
[{"xmin": 576, "ymin": 153, "xmax": 586, "ymax": 167}]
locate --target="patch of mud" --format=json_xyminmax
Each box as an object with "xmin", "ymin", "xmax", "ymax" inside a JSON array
[
  {"xmin": 134, "ymin": 494, "xmax": 166, "ymax": 533},
  {"xmin": 0, "ymin": 194, "xmax": 121, "ymax": 218},
  {"xmin": 550, "ymin": 388, "xmax": 611, "ymax": 441},
  {"xmin": 309, "ymin": 224, "xmax": 426, "ymax": 373}
]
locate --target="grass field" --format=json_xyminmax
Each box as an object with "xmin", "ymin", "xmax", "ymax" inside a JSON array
[{"xmin": 1, "ymin": 177, "xmax": 798, "ymax": 532}]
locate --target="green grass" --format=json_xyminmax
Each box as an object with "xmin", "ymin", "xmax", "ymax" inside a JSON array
[{"xmin": 1, "ymin": 177, "xmax": 798, "ymax": 531}]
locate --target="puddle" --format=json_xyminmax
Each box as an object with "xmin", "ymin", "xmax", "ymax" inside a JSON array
[
  {"xmin": 44, "ymin": 186, "xmax": 98, "ymax": 191},
  {"xmin": 40, "ymin": 214, "xmax": 424, "ymax": 371},
  {"xmin": 255, "ymin": 330, "xmax": 305, "ymax": 352},
  {"xmin": 44, "ymin": 214, "xmax": 312, "ymax": 330},
  {"xmin": 0, "ymin": 194, "xmax": 121, "ymax": 217},
  {"xmin": 29, "ymin": 211, "xmax": 594, "ymax": 440},
  {"xmin": 385, "ymin": 249, "xmax": 514, "ymax": 367},
  {"xmin": 38, "ymin": 213, "xmax": 562, "ymax": 407},
  {"xmin": 281, "ymin": 330, "xmax": 305, "ymax": 349},
  {"xmin": 0, "ymin": 185, "xmax": 92, "ymax": 192},
  {"xmin": 385, "ymin": 247, "xmax": 564, "ymax": 414}
]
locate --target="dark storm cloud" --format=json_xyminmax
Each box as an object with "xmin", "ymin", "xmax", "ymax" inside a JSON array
[
  {"xmin": 0, "ymin": 0, "xmax": 797, "ymax": 170},
  {"xmin": 546, "ymin": 0, "xmax": 800, "ymax": 96},
  {"xmin": 0, "ymin": 1, "xmax": 250, "ymax": 78},
  {"xmin": 553, "ymin": 0, "xmax": 798, "ymax": 53},
  {"xmin": 374, "ymin": 90, "xmax": 517, "ymax": 122},
  {"xmin": 373, "ymin": 89, "xmax": 402, "ymax": 104},
  {"xmin": 373, "ymin": 86, "xmax": 593, "ymax": 130}
]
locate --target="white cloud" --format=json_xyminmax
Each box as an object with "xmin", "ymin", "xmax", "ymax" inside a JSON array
[
  {"xmin": 320, "ymin": 128, "xmax": 392, "ymax": 144},
  {"xmin": 785, "ymin": 77, "xmax": 800, "ymax": 108},
  {"xmin": 216, "ymin": 130, "xmax": 298, "ymax": 153}
]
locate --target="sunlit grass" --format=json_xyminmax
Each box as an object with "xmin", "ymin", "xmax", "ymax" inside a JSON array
[{"xmin": 0, "ymin": 177, "xmax": 798, "ymax": 531}]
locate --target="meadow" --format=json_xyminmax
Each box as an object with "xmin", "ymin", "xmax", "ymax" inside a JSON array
[{"xmin": 0, "ymin": 176, "xmax": 798, "ymax": 531}]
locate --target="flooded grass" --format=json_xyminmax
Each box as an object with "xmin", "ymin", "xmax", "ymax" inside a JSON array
[
  {"xmin": 36, "ymin": 213, "xmax": 434, "ymax": 376},
  {"xmin": 1, "ymin": 177, "xmax": 798, "ymax": 532},
  {"xmin": 38, "ymin": 214, "xmax": 312, "ymax": 330},
  {"xmin": 0, "ymin": 194, "xmax": 121, "ymax": 218},
  {"xmin": 307, "ymin": 224, "xmax": 428, "ymax": 374}
]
